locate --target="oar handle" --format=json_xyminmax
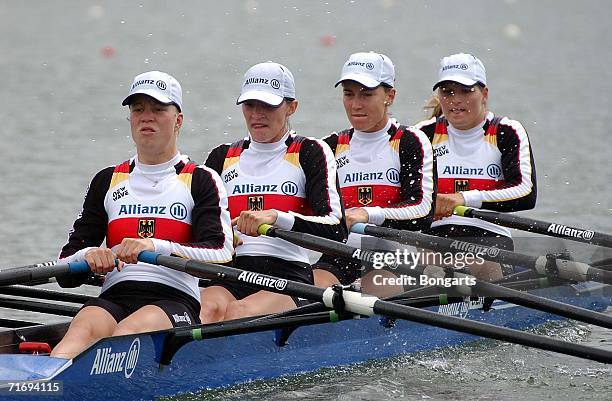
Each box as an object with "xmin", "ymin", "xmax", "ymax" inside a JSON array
[
  {"xmin": 351, "ymin": 223, "xmax": 369, "ymax": 234},
  {"xmin": 138, "ymin": 250, "xmax": 160, "ymax": 265},
  {"xmin": 257, "ymin": 224, "xmax": 274, "ymax": 236},
  {"xmin": 67, "ymin": 260, "xmax": 90, "ymax": 275},
  {"xmin": 453, "ymin": 205, "xmax": 471, "ymax": 217}
]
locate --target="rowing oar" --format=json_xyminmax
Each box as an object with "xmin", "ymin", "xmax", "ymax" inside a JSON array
[
  {"xmin": 137, "ymin": 251, "xmax": 612, "ymax": 364},
  {"xmin": 0, "ymin": 285, "xmax": 93, "ymax": 303},
  {"xmin": 0, "ymin": 260, "xmax": 58, "ymax": 272},
  {"xmin": 0, "ymin": 296, "xmax": 80, "ymax": 317},
  {"xmin": 351, "ymin": 223, "xmax": 612, "ymax": 285},
  {"xmin": 157, "ymin": 294, "xmax": 462, "ymax": 364},
  {"xmin": 0, "ymin": 260, "xmax": 89, "ymax": 286},
  {"xmin": 257, "ymin": 225, "xmax": 612, "ymax": 329},
  {"xmin": 454, "ymin": 206, "xmax": 612, "ymax": 248}
]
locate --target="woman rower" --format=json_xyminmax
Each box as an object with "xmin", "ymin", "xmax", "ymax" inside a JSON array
[
  {"xmin": 415, "ymin": 53, "xmax": 537, "ymax": 281},
  {"xmin": 51, "ymin": 71, "xmax": 234, "ymax": 359},
  {"xmin": 313, "ymin": 52, "xmax": 436, "ymax": 295},
  {"xmin": 200, "ymin": 61, "xmax": 346, "ymax": 322}
]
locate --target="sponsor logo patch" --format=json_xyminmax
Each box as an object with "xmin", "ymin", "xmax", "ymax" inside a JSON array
[
  {"xmin": 131, "ymin": 79, "xmax": 154, "ymax": 89},
  {"xmin": 112, "ymin": 187, "xmax": 129, "ymax": 201},
  {"xmin": 118, "ymin": 204, "xmax": 166, "ymax": 216},
  {"xmin": 336, "ymin": 155, "xmax": 349, "ymax": 168},
  {"xmin": 172, "ymin": 312, "xmax": 192, "ymax": 325},
  {"xmin": 169, "ymin": 202, "xmax": 187, "ymax": 220},
  {"xmin": 434, "ymin": 146, "xmax": 449, "ymax": 158},
  {"xmin": 90, "ymin": 338, "xmax": 140, "ymax": 379},
  {"xmin": 547, "ymin": 224, "xmax": 595, "ymax": 240},
  {"xmin": 442, "ymin": 63, "xmax": 469, "ymax": 72},
  {"xmin": 486, "ymin": 163, "xmax": 502, "ymax": 179},
  {"xmin": 232, "ymin": 184, "xmax": 278, "ymax": 194},
  {"xmin": 386, "ymin": 168, "xmax": 400, "ymax": 184},
  {"xmin": 449, "ymin": 240, "xmax": 500, "ymax": 258},
  {"xmin": 244, "ymin": 77, "xmax": 269, "ymax": 86},
  {"xmin": 442, "ymin": 166, "xmax": 484, "ymax": 176},
  {"xmin": 224, "ymin": 169, "xmax": 238, "ymax": 183},
  {"xmin": 237, "ymin": 271, "xmax": 288, "ymax": 291},
  {"xmin": 281, "ymin": 181, "xmax": 298, "ymax": 196},
  {"xmin": 343, "ymin": 171, "xmax": 383, "ymax": 183},
  {"xmin": 155, "ymin": 80, "xmax": 167, "ymax": 90}
]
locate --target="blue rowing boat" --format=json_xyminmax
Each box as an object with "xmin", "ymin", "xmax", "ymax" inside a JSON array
[{"xmin": 0, "ymin": 281, "xmax": 609, "ymax": 401}]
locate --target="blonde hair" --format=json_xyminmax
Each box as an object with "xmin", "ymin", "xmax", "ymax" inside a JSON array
[{"xmin": 424, "ymin": 95, "xmax": 442, "ymax": 119}]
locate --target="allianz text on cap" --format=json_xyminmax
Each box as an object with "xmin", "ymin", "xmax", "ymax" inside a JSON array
[
  {"xmin": 122, "ymin": 71, "xmax": 183, "ymax": 111},
  {"xmin": 335, "ymin": 52, "xmax": 395, "ymax": 88},
  {"xmin": 433, "ymin": 53, "xmax": 487, "ymax": 90},
  {"xmin": 236, "ymin": 62, "xmax": 296, "ymax": 107}
]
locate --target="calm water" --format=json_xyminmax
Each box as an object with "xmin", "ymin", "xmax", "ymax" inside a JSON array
[{"xmin": 0, "ymin": 1, "xmax": 610, "ymax": 400}]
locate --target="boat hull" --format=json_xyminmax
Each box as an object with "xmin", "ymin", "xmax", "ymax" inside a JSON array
[{"xmin": 0, "ymin": 282, "xmax": 609, "ymax": 400}]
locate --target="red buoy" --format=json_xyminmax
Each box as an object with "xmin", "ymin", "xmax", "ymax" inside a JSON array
[
  {"xmin": 320, "ymin": 34, "xmax": 336, "ymax": 47},
  {"xmin": 101, "ymin": 46, "xmax": 116, "ymax": 58}
]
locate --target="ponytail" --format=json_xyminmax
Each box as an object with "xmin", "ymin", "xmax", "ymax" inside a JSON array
[{"xmin": 424, "ymin": 95, "xmax": 442, "ymax": 119}]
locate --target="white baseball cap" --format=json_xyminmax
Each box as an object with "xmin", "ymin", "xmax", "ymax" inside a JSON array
[
  {"xmin": 335, "ymin": 52, "xmax": 395, "ymax": 88},
  {"xmin": 236, "ymin": 62, "xmax": 296, "ymax": 107},
  {"xmin": 433, "ymin": 53, "xmax": 487, "ymax": 90},
  {"xmin": 122, "ymin": 71, "xmax": 183, "ymax": 111}
]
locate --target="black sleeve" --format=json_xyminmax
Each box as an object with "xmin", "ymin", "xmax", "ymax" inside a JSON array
[
  {"xmin": 322, "ymin": 133, "xmax": 339, "ymax": 154},
  {"xmin": 380, "ymin": 129, "xmax": 436, "ymax": 232},
  {"xmin": 57, "ymin": 167, "xmax": 113, "ymax": 287},
  {"xmin": 292, "ymin": 138, "xmax": 348, "ymax": 242},
  {"xmin": 190, "ymin": 167, "xmax": 230, "ymax": 249},
  {"xmin": 481, "ymin": 123, "xmax": 537, "ymax": 212},
  {"xmin": 203, "ymin": 144, "xmax": 229, "ymax": 176},
  {"xmin": 416, "ymin": 121, "xmax": 436, "ymax": 143}
]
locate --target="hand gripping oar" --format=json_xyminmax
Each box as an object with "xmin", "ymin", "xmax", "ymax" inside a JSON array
[
  {"xmin": 0, "ymin": 260, "xmax": 90, "ymax": 286},
  {"xmin": 455, "ymin": 206, "xmax": 612, "ymax": 248},
  {"xmin": 351, "ymin": 223, "xmax": 612, "ymax": 285},
  {"xmin": 137, "ymin": 250, "xmax": 612, "ymax": 364},
  {"xmin": 256, "ymin": 224, "xmax": 612, "ymax": 329}
]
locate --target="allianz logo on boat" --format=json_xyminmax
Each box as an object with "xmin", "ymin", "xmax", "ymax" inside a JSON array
[
  {"xmin": 437, "ymin": 297, "xmax": 485, "ymax": 318},
  {"xmin": 90, "ymin": 338, "xmax": 140, "ymax": 379}
]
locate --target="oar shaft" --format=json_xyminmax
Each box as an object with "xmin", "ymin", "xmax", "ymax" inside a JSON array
[
  {"xmin": 0, "ymin": 261, "xmax": 89, "ymax": 286},
  {"xmin": 0, "ymin": 296, "xmax": 80, "ymax": 316},
  {"xmin": 372, "ymin": 299, "xmax": 612, "ymax": 364},
  {"xmin": 455, "ymin": 206, "xmax": 612, "ymax": 248},
  {"xmin": 353, "ymin": 224, "xmax": 612, "ymax": 285},
  {"xmin": 138, "ymin": 251, "xmax": 326, "ymax": 302},
  {"xmin": 257, "ymin": 225, "xmax": 612, "ymax": 328},
  {"xmin": 138, "ymin": 251, "xmax": 612, "ymax": 364},
  {"xmin": 0, "ymin": 285, "xmax": 93, "ymax": 304},
  {"xmin": 257, "ymin": 225, "xmax": 390, "ymax": 270},
  {"xmin": 0, "ymin": 260, "xmax": 57, "ymax": 272},
  {"xmin": 472, "ymin": 281, "xmax": 612, "ymax": 329}
]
